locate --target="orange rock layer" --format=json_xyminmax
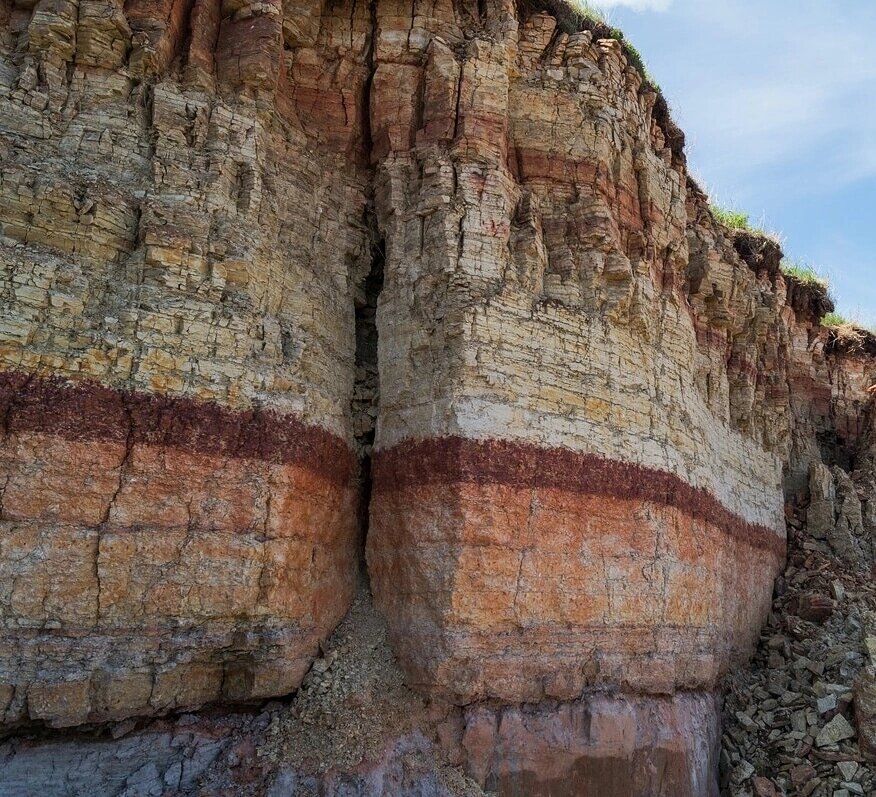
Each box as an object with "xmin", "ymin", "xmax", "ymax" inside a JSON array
[
  {"xmin": 0, "ymin": 372, "xmax": 358, "ymax": 727},
  {"xmin": 368, "ymin": 437, "xmax": 784, "ymax": 703}
]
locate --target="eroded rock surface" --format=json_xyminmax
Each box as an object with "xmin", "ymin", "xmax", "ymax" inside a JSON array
[
  {"xmin": 0, "ymin": 0, "xmax": 370, "ymax": 726},
  {"xmin": 0, "ymin": 587, "xmax": 718, "ymax": 797},
  {"xmin": 1, "ymin": 0, "xmax": 875, "ymax": 794}
]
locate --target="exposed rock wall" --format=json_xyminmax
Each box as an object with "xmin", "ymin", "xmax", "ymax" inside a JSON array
[
  {"xmin": 0, "ymin": 586, "xmax": 721, "ymax": 797},
  {"xmin": 0, "ymin": 0, "xmax": 874, "ymax": 794},
  {"xmin": 366, "ymin": 9, "xmax": 786, "ymax": 713},
  {"xmin": 0, "ymin": 0, "xmax": 371, "ymax": 726}
]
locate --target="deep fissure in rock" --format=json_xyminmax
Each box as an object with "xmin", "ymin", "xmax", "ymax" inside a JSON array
[
  {"xmin": 352, "ymin": 231, "xmax": 384, "ymax": 563},
  {"xmin": 353, "ymin": 0, "xmax": 382, "ymax": 567}
]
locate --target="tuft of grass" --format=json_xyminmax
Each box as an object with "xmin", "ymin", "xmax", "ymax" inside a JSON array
[
  {"xmin": 822, "ymin": 312, "xmax": 849, "ymax": 327},
  {"xmin": 821, "ymin": 314, "xmax": 876, "ymax": 352},
  {"xmin": 550, "ymin": 0, "xmax": 605, "ymax": 32},
  {"xmin": 711, "ymin": 206, "xmax": 752, "ymax": 231},
  {"xmin": 620, "ymin": 39, "xmax": 660, "ymax": 91},
  {"xmin": 781, "ymin": 259, "xmax": 829, "ymax": 289},
  {"xmin": 710, "ymin": 203, "xmax": 782, "ymax": 241},
  {"xmin": 821, "ymin": 312, "xmax": 874, "ymax": 334},
  {"xmin": 565, "ymin": 0, "xmax": 605, "ymax": 23}
]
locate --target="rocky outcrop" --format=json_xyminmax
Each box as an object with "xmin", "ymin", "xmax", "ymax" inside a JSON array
[
  {"xmin": 1, "ymin": 586, "xmax": 719, "ymax": 797},
  {"xmin": 364, "ymin": 11, "xmax": 787, "ymax": 774},
  {"xmin": 1, "ymin": 0, "xmax": 875, "ymax": 794},
  {"xmin": 0, "ymin": 0, "xmax": 370, "ymax": 726}
]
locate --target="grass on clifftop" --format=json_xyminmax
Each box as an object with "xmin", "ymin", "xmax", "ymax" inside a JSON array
[
  {"xmin": 544, "ymin": 6, "xmax": 861, "ymax": 338},
  {"xmin": 563, "ymin": 0, "xmax": 604, "ymax": 24},
  {"xmin": 781, "ymin": 259, "xmax": 829, "ymax": 289},
  {"xmin": 710, "ymin": 205, "xmax": 755, "ymax": 232},
  {"xmin": 821, "ymin": 314, "xmax": 875, "ymax": 346},
  {"xmin": 709, "ymin": 202, "xmax": 784, "ymax": 242},
  {"xmin": 821, "ymin": 312, "xmax": 873, "ymax": 333},
  {"xmin": 710, "ymin": 203, "xmax": 849, "ymax": 325},
  {"xmin": 822, "ymin": 312, "xmax": 850, "ymax": 327}
]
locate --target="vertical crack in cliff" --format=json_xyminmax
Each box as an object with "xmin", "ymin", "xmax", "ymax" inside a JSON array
[
  {"xmin": 352, "ymin": 230, "xmax": 384, "ymax": 563},
  {"xmin": 95, "ymin": 399, "xmax": 136, "ymax": 625},
  {"xmin": 350, "ymin": 0, "xmax": 383, "ymax": 565}
]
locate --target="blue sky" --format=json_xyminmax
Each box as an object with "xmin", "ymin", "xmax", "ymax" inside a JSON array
[{"xmin": 595, "ymin": 0, "xmax": 876, "ymax": 326}]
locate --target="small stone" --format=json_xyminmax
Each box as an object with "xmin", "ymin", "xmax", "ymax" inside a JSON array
[
  {"xmin": 831, "ymin": 580, "xmax": 846, "ymax": 601},
  {"xmin": 841, "ymin": 783, "xmax": 864, "ymax": 795},
  {"xmin": 736, "ymin": 711, "xmax": 757, "ymax": 730},
  {"xmin": 801, "ymin": 780, "xmax": 821, "ymax": 797},
  {"xmin": 808, "ymin": 659, "xmax": 826, "ymax": 676},
  {"xmin": 768, "ymin": 672, "xmax": 790, "ymax": 696},
  {"xmin": 790, "ymin": 763, "xmax": 818, "ymax": 787},
  {"xmin": 730, "ymin": 760, "xmax": 756, "ymax": 784},
  {"xmin": 768, "ymin": 651, "xmax": 785, "ymax": 668},
  {"xmin": 816, "ymin": 714, "xmax": 856, "ymax": 747},
  {"xmin": 752, "ymin": 776, "xmax": 777, "ymax": 797},
  {"xmin": 836, "ymin": 761, "xmax": 858, "ymax": 780},
  {"xmin": 833, "ymin": 790, "xmax": 850, "ymax": 797},
  {"xmin": 865, "ymin": 637, "xmax": 876, "ymax": 662},
  {"xmin": 791, "ymin": 709, "xmax": 808, "ymax": 732},
  {"xmin": 798, "ymin": 593, "xmax": 835, "ymax": 623},
  {"xmin": 818, "ymin": 694, "xmax": 839, "ymax": 713},
  {"xmin": 817, "ymin": 682, "xmax": 853, "ymax": 698}
]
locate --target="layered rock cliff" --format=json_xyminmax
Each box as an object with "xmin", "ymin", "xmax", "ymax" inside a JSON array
[{"xmin": 0, "ymin": 0, "xmax": 874, "ymax": 794}]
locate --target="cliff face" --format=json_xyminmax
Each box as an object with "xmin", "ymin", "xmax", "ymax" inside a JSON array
[
  {"xmin": 0, "ymin": 0, "xmax": 371, "ymax": 726},
  {"xmin": 367, "ymin": 10, "xmax": 785, "ymax": 709},
  {"xmin": 0, "ymin": 0, "xmax": 874, "ymax": 794}
]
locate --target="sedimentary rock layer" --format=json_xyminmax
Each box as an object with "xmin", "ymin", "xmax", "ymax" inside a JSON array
[
  {"xmin": 0, "ymin": 593, "xmax": 721, "ymax": 797},
  {"xmin": 2, "ymin": 0, "xmax": 876, "ymax": 793},
  {"xmin": 0, "ymin": 371, "xmax": 357, "ymax": 726},
  {"xmin": 365, "ymin": 1, "xmax": 787, "ymax": 711},
  {"xmin": 461, "ymin": 692, "xmax": 720, "ymax": 797},
  {"xmin": 1, "ymin": 0, "xmax": 372, "ymax": 726},
  {"xmin": 370, "ymin": 437, "xmax": 783, "ymax": 702}
]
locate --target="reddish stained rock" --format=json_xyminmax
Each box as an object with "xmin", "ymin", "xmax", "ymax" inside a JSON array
[
  {"xmin": 752, "ymin": 776, "xmax": 777, "ymax": 797},
  {"xmin": 372, "ymin": 436, "xmax": 784, "ymax": 556},
  {"xmin": 790, "ymin": 761, "xmax": 818, "ymax": 787},
  {"xmin": 0, "ymin": 375, "xmax": 359, "ymax": 727},
  {"xmin": 460, "ymin": 693, "xmax": 720, "ymax": 797},
  {"xmin": 369, "ymin": 456, "xmax": 782, "ymax": 704},
  {"xmin": 797, "ymin": 593, "xmax": 835, "ymax": 624}
]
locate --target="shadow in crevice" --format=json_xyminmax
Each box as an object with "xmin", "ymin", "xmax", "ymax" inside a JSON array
[{"xmin": 352, "ymin": 232, "xmax": 385, "ymax": 568}]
